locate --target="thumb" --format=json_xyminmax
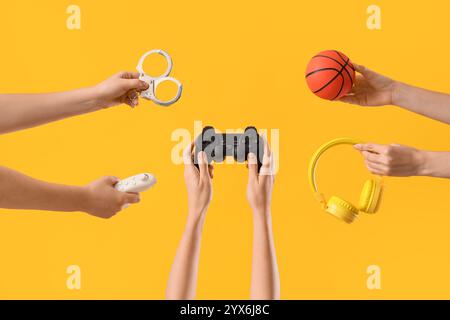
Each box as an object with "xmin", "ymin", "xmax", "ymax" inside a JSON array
[
  {"xmin": 354, "ymin": 143, "xmax": 375, "ymax": 152},
  {"xmin": 197, "ymin": 151, "xmax": 209, "ymax": 180},
  {"xmin": 103, "ymin": 176, "xmax": 120, "ymax": 186},
  {"xmin": 247, "ymin": 153, "xmax": 259, "ymax": 181},
  {"xmin": 121, "ymin": 79, "xmax": 149, "ymax": 92},
  {"xmin": 356, "ymin": 143, "xmax": 386, "ymax": 154}
]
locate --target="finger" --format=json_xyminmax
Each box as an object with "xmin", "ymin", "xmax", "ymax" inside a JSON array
[
  {"xmin": 125, "ymin": 90, "xmax": 139, "ymax": 108},
  {"xmin": 365, "ymin": 161, "xmax": 388, "ymax": 176},
  {"xmin": 260, "ymin": 138, "xmax": 273, "ymax": 177},
  {"xmin": 353, "ymin": 63, "xmax": 372, "ymax": 76},
  {"xmin": 123, "ymin": 192, "xmax": 140, "ymax": 204},
  {"xmin": 103, "ymin": 176, "xmax": 120, "ymax": 185},
  {"xmin": 338, "ymin": 95, "xmax": 361, "ymax": 105},
  {"xmin": 361, "ymin": 150, "xmax": 390, "ymax": 165},
  {"xmin": 351, "ymin": 75, "xmax": 369, "ymax": 93},
  {"xmin": 247, "ymin": 153, "xmax": 259, "ymax": 181},
  {"xmin": 183, "ymin": 142, "xmax": 195, "ymax": 166},
  {"xmin": 208, "ymin": 165, "xmax": 214, "ymax": 179},
  {"xmin": 197, "ymin": 151, "xmax": 209, "ymax": 180},
  {"xmin": 353, "ymin": 63, "xmax": 378, "ymax": 80},
  {"xmin": 390, "ymin": 143, "xmax": 403, "ymax": 147},
  {"xmin": 354, "ymin": 143, "xmax": 388, "ymax": 154},
  {"xmin": 121, "ymin": 79, "xmax": 149, "ymax": 92},
  {"xmin": 361, "ymin": 150, "xmax": 380, "ymax": 162},
  {"xmin": 365, "ymin": 168, "xmax": 385, "ymax": 176},
  {"xmin": 263, "ymin": 136, "xmax": 271, "ymax": 157},
  {"xmin": 124, "ymin": 98, "xmax": 137, "ymax": 108},
  {"xmin": 117, "ymin": 71, "xmax": 140, "ymax": 79}
]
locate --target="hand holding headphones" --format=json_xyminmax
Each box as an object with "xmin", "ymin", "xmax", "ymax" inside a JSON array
[{"xmin": 308, "ymin": 138, "xmax": 384, "ymax": 224}]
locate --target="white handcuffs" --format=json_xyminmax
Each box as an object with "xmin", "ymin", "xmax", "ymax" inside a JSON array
[{"xmin": 136, "ymin": 49, "xmax": 183, "ymax": 106}]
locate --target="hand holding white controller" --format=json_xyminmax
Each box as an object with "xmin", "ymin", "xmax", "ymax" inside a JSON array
[{"xmin": 115, "ymin": 173, "xmax": 157, "ymax": 208}]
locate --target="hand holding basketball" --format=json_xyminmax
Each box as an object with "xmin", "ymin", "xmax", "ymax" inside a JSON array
[{"xmin": 339, "ymin": 64, "xmax": 397, "ymax": 106}]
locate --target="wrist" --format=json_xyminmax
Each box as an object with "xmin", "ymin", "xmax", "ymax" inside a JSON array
[
  {"xmin": 185, "ymin": 211, "xmax": 206, "ymax": 234},
  {"xmin": 417, "ymin": 150, "xmax": 437, "ymax": 177},
  {"xmin": 84, "ymin": 86, "xmax": 105, "ymax": 111},
  {"xmin": 391, "ymin": 81, "xmax": 409, "ymax": 107},
  {"xmin": 77, "ymin": 185, "xmax": 94, "ymax": 213},
  {"xmin": 252, "ymin": 207, "xmax": 272, "ymax": 220},
  {"xmin": 187, "ymin": 205, "xmax": 208, "ymax": 221}
]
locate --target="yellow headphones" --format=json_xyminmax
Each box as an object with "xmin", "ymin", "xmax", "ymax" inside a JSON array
[{"xmin": 308, "ymin": 138, "xmax": 384, "ymax": 224}]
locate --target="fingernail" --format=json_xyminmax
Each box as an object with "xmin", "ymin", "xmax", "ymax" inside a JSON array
[
  {"xmin": 354, "ymin": 144, "xmax": 361, "ymax": 149},
  {"xmin": 141, "ymin": 81, "xmax": 149, "ymax": 89},
  {"xmin": 122, "ymin": 204, "xmax": 130, "ymax": 210}
]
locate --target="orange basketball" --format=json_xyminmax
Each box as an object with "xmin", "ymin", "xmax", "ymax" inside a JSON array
[{"xmin": 305, "ymin": 50, "xmax": 355, "ymax": 100}]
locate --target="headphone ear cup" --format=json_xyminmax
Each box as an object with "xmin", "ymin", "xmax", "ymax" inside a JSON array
[
  {"xmin": 358, "ymin": 179, "xmax": 383, "ymax": 214},
  {"xmin": 326, "ymin": 196, "xmax": 359, "ymax": 224}
]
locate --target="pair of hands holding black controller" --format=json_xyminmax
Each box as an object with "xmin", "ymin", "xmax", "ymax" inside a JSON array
[
  {"xmin": 183, "ymin": 126, "xmax": 275, "ymax": 224},
  {"xmin": 167, "ymin": 127, "xmax": 279, "ymax": 300}
]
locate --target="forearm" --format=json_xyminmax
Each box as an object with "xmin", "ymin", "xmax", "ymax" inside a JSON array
[
  {"xmin": 250, "ymin": 210, "xmax": 280, "ymax": 300},
  {"xmin": 166, "ymin": 214, "xmax": 205, "ymax": 300},
  {"xmin": 419, "ymin": 151, "xmax": 450, "ymax": 178},
  {"xmin": 0, "ymin": 87, "xmax": 101, "ymax": 134},
  {"xmin": 0, "ymin": 166, "xmax": 86, "ymax": 212},
  {"xmin": 393, "ymin": 82, "xmax": 450, "ymax": 124}
]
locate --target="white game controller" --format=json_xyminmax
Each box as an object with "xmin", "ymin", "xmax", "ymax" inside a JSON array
[{"xmin": 115, "ymin": 173, "xmax": 157, "ymax": 193}]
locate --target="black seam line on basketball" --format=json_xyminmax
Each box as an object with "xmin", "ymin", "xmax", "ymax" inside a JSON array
[
  {"xmin": 313, "ymin": 57, "xmax": 350, "ymax": 94},
  {"xmin": 332, "ymin": 73, "xmax": 345, "ymax": 100},
  {"xmin": 313, "ymin": 55, "xmax": 345, "ymax": 68},
  {"xmin": 334, "ymin": 50, "xmax": 355, "ymax": 85},
  {"xmin": 333, "ymin": 50, "xmax": 347, "ymax": 64},
  {"xmin": 305, "ymin": 67, "xmax": 340, "ymax": 78},
  {"xmin": 334, "ymin": 50, "xmax": 356, "ymax": 73},
  {"xmin": 313, "ymin": 55, "xmax": 354, "ymax": 86},
  {"xmin": 315, "ymin": 54, "xmax": 354, "ymax": 87}
]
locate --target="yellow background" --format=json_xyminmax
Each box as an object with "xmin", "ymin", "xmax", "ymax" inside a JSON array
[{"xmin": 0, "ymin": 0, "xmax": 449, "ymax": 299}]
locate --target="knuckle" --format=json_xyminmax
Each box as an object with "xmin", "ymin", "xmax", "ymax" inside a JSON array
[{"xmin": 101, "ymin": 211, "xmax": 113, "ymax": 219}]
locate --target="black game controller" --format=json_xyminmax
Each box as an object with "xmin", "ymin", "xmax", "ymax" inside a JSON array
[{"xmin": 194, "ymin": 126, "xmax": 264, "ymax": 172}]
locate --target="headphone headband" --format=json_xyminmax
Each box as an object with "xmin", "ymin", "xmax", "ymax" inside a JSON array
[{"xmin": 308, "ymin": 138, "xmax": 363, "ymax": 207}]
